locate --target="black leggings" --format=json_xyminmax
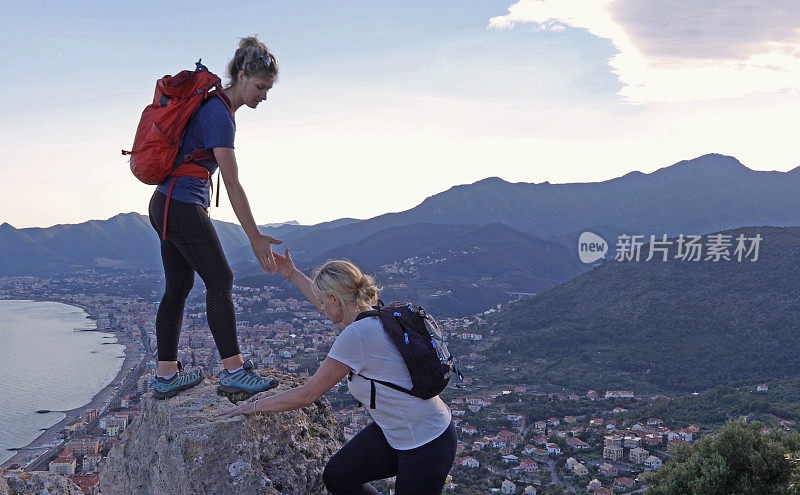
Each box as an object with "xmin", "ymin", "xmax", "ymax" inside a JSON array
[
  {"xmin": 148, "ymin": 191, "xmax": 240, "ymax": 362},
  {"xmin": 323, "ymin": 421, "xmax": 457, "ymax": 495}
]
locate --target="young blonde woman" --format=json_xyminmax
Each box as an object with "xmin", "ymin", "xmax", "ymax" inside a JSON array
[
  {"xmin": 220, "ymin": 253, "xmax": 457, "ymax": 495},
  {"xmin": 148, "ymin": 36, "xmax": 281, "ymax": 399}
]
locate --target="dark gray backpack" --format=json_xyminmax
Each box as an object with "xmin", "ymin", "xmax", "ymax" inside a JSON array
[{"xmin": 351, "ymin": 301, "xmax": 462, "ymax": 408}]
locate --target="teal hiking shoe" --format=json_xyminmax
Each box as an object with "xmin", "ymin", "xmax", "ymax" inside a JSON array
[
  {"xmin": 152, "ymin": 363, "xmax": 204, "ymax": 399},
  {"xmin": 217, "ymin": 360, "xmax": 278, "ymax": 403}
]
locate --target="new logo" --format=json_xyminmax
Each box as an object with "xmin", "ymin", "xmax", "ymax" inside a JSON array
[{"xmin": 578, "ymin": 232, "xmax": 608, "ymax": 264}]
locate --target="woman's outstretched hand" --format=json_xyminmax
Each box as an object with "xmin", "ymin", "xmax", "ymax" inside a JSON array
[
  {"xmin": 250, "ymin": 234, "xmax": 282, "ymax": 273},
  {"xmin": 273, "ymin": 248, "xmax": 296, "ymax": 280},
  {"xmin": 274, "ymin": 249, "xmax": 321, "ymax": 310}
]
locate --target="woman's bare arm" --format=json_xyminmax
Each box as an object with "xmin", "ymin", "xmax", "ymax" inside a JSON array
[
  {"xmin": 214, "ymin": 147, "xmax": 281, "ymax": 272},
  {"xmin": 274, "ymin": 249, "xmax": 323, "ymax": 311}
]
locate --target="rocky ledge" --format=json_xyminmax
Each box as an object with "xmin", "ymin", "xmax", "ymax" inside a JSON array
[
  {"xmin": 0, "ymin": 469, "xmax": 83, "ymax": 495},
  {"xmin": 99, "ymin": 369, "xmax": 344, "ymax": 495}
]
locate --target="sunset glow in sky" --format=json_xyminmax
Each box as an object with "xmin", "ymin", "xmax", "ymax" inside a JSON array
[{"xmin": 2, "ymin": 0, "xmax": 799, "ymax": 228}]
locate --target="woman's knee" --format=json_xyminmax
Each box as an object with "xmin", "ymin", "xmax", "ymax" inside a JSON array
[
  {"xmin": 202, "ymin": 264, "xmax": 233, "ymax": 294},
  {"xmin": 323, "ymin": 452, "xmax": 368, "ymax": 494},
  {"xmin": 163, "ymin": 277, "xmax": 194, "ymax": 302}
]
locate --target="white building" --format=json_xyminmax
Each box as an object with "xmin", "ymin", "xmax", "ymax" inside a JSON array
[
  {"xmin": 49, "ymin": 456, "xmax": 76, "ymax": 475},
  {"xmin": 572, "ymin": 463, "xmax": 589, "ymax": 476},
  {"xmin": 605, "ymin": 390, "xmax": 635, "ymax": 399},
  {"xmin": 645, "ymin": 455, "xmax": 663, "ymax": 471},
  {"xmin": 630, "ymin": 447, "xmax": 649, "ymax": 464}
]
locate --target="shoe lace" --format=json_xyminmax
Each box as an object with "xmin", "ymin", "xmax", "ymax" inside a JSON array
[{"xmin": 244, "ymin": 368, "xmax": 266, "ymax": 384}]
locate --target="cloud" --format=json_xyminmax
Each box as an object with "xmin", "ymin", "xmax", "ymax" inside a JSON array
[{"xmin": 489, "ymin": 0, "xmax": 800, "ymax": 103}]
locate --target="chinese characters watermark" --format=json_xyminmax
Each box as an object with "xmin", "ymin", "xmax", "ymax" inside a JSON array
[{"xmin": 578, "ymin": 232, "xmax": 762, "ymax": 264}]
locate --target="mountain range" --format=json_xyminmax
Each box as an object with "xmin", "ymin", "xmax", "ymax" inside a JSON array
[
  {"xmin": 1, "ymin": 153, "xmax": 798, "ymax": 316},
  {"xmin": 279, "ymin": 153, "xmax": 800, "ymax": 261}
]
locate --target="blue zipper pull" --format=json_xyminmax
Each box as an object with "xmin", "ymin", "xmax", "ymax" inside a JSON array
[
  {"xmin": 404, "ymin": 333, "xmax": 409, "ymax": 344},
  {"xmin": 431, "ymin": 339, "xmax": 437, "ymax": 349}
]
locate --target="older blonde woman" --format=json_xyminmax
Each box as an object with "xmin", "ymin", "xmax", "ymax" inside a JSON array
[{"xmin": 220, "ymin": 252, "xmax": 456, "ymax": 495}]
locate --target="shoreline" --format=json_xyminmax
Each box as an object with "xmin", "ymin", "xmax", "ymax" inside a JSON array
[
  {"xmin": 0, "ymin": 300, "xmax": 144, "ymax": 470},
  {"xmin": 5, "ymin": 297, "xmax": 100, "ymax": 323}
]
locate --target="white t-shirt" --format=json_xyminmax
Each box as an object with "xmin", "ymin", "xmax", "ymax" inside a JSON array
[{"xmin": 327, "ymin": 316, "xmax": 452, "ymax": 450}]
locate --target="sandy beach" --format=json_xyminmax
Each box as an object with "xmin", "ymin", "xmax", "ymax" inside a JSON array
[{"xmin": 1, "ymin": 330, "xmax": 144, "ymax": 470}]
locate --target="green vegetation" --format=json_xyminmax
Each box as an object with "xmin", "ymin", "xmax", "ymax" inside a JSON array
[
  {"xmin": 482, "ymin": 226, "xmax": 800, "ymax": 393},
  {"xmin": 647, "ymin": 420, "xmax": 800, "ymax": 494},
  {"xmin": 498, "ymin": 392, "xmax": 598, "ymax": 419},
  {"xmin": 631, "ymin": 378, "xmax": 800, "ymax": 425},
  {"xmin": 449, "ymin": 468, "xmax": 507, "ymax": 495}
]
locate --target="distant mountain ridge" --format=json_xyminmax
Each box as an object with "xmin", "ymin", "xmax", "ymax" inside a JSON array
[
  {"xmin": 0, "ymin": 213, "xmax": 160, "ymax": 274},
  {"xmin": 225, "ymin": 222, "xmax": 588, "ymax": 316},
  {"xmin": 0, "ymin": 214, "xmax": 362, "ymax": 275},
  {"xmin": 1, "ymin": 153, "xmax": 798, "ymax": 278},
  {"xmin": 310, "ymin": 223, "xmax": 583, "ymax": 289},
  {"xmin": 312, "ymin": 223, "xmax": 585, "ymax": 316},
  {"xmin": 285, "ymin": 154, "xmax": 800, "ymax": 260}
]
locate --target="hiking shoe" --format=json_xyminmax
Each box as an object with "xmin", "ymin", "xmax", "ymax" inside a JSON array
[
  {"xmin": 152, "ymin": 365, "xmax": 204, "ymax": 399},
  {"xmin": 217, "ymin": 360, "xmax": 278, "ymax": 400}
]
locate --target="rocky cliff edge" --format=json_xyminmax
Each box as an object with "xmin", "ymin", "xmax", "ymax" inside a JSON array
[
  {"xmin": 99, "ymin": 369, "xmax": 344, "ymax": 495},
  {"xmin": 0, "ymin": 469, "xmax": 83, "ymax": 495}
]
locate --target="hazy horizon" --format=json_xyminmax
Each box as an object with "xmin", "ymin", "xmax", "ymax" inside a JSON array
[{"xmin": 4, "ymin": 151, "xmax": 797, "ymax": 230}]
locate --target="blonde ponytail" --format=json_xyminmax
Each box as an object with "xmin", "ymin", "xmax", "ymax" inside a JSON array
[{"xmin": 313, "ymin": 261, "xmax": 379, "ymax": 310}]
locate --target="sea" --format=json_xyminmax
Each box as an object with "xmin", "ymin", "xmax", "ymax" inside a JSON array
[{"xmin": 0, "ymin": 300, "xmax": 125, "ymax": 465}]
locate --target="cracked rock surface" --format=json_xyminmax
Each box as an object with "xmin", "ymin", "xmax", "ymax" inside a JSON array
[{"xmin": 99, "ymin": 369, "xmax": 343, "ymax": 495}]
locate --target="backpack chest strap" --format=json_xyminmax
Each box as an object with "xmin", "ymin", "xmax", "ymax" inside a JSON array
[{"xmin": 349, "ymin": 372, "xmax": 413, "ymax": 409}]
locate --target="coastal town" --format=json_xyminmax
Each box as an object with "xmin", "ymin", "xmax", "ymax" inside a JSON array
[{"xmin": 1, "ymin": 271, "xmax": 796, "ymax": 494}]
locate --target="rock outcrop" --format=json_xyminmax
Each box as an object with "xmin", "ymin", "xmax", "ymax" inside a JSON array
[
  {"xmin": 99, "ymin": 369, "xmax": 344, "ymax": 495},
  {"xmin": 0, "ymin": 469, "xmax": 83, "ymax": 495}
]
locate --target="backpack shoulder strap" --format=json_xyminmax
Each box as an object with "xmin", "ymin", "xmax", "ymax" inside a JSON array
[
  {"xmin": 354, "ymin": 309, "xmax": 378, "ymax": 322},
  {"xmin": 213, "ymin": 89, "xmax": 234, "ymax": 115},
  {"xmin": 354, "ymin": 299, "xmax": 385, "ymax": 322}
]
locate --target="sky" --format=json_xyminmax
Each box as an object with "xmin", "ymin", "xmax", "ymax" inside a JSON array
[{"xmin": 2, "ymin": 0, "xmax": 799, "ymax": 228}]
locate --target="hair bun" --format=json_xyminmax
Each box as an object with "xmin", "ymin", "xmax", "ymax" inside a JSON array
[
  {"xmin": 239, "ymin": 36, "xmax": 262, "ymax": 50},
  {"xmin": 312, "ymin": 260, "xmax": 379, "ymax": 310},
  {"xmin": 226, "ymin": 35, "xmax": 278, "ymax": 86}
]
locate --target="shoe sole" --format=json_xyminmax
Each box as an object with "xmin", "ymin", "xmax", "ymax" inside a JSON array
[
  {"xmin": 152, "ymin": 378, "xmax": 203, "ymax": 400},
  {"xmin": 217, "ymin": 379, "xmax": 279, "ymax": 403}
]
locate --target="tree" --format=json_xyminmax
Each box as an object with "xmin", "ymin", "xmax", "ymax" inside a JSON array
[{"xmin": 647, "ymin": 420, "xmax": 800, "ymax": 495}]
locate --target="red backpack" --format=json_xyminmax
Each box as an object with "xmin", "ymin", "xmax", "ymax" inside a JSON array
[{"xmin": 122, "ymin": 60, "xmax": 233, "ymax": 239}]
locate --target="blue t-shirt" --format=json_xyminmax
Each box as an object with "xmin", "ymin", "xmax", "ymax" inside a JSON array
[{"xmin": 155, "ymin": 95, "xmax": 235, "ymax": 206}]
